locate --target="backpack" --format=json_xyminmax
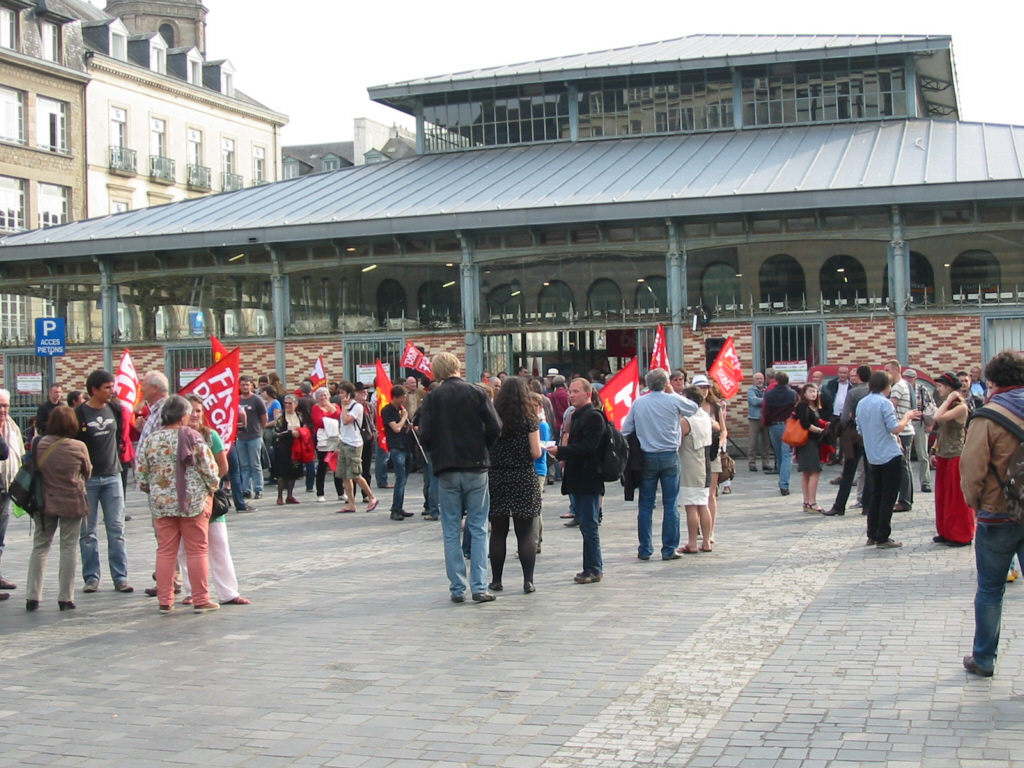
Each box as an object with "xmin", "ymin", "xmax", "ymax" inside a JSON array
[
  {"xmin": 598, "ymin": 417, "xmax": 629, "ymax": 482},
  {"xmin": 968, "ymin": 406, "xmax": 1024, "ymax": 523},
  {"xmin": 357, "ymin": 403, "xmax": 376, "ymax": 444}
]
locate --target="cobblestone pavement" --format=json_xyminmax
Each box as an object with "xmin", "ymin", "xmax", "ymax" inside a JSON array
[{"xmin": 2, "ymin": 465, "xmax": 1021, "ymax": 767}]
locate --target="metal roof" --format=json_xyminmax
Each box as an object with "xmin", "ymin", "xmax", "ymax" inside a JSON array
[
  {"xmin": 369, "ymin": 34, "xmax": 953, "ymax": 104},
  {"xmin": 2, "ymin": 118, "xmax": 1022, "ymax": 262}
]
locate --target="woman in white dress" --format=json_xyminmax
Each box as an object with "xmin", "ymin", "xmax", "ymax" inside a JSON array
[{"xmin": 678, "ymin": 387, "xmax": 714, "ymax": 554}]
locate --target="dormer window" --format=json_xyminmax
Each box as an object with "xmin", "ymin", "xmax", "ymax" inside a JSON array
[
  {"xmin": 189, "ymin": 59, "xmax": 201, "ymax": 85},
  {"xmin": 111, "ymin": 31, "xmax": 127, "ymax": 61},
  {"xmin": 150, "ymin": 42, "xmax": 166, "ymax": 74},
  {"xmin": 322, "ymin": 156, "xmax": 340, "ymax": 172},
  {"xmin": 41, "ymin": 20, "xmax": 59, "ymax": 62},
  {"xmin": 222, "ymin": 72, "xmax": 233, "ymax": 97},
  {"xmin": 1, "ymin": 7, "xmax": 16, "ymax": 50}
]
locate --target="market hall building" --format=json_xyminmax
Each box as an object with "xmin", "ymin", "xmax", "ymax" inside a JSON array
[{"xmin": 1, "ymin": 33, "xmax": 1023, "ymax": 430}]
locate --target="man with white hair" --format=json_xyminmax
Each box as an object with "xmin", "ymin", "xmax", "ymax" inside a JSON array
[
  {"xmin": 135, "ymin": 370, "xmax": 169, "ymax": 449},
  {"xmin": 621, "ymin": 368, "xmax": 698, "ymax": 561},
  {"xmin": 0, "ymin": 388, "xmax": 23, "ymax": 594}
]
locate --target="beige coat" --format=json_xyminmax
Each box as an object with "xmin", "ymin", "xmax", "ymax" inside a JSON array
[
  {"xmin": 960, "ymin": 402, "xmax": 1024, "ymax": 515},
  {"xmin": 36, "ymin": 436, "xmax": 92, "ymax": 518}
]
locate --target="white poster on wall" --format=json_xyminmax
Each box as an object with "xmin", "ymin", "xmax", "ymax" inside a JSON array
[
  {"xmin": 773, "ymin": 360, "xmax": 808, "ymax": 384},
  {"xmin": 16, "ymin": 372, "xmax": 43, "ymax": 395},
  {"xmin": 356, "ymin": 363, "xmax": 391, "ymax": 387},
  {"xmin": 179, "ymin": 368, "xmax": 205, "ymax": 389}
]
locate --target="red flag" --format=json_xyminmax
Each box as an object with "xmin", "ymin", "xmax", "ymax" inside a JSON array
[
  {"xmin": 709, "ymin": 337, "xmax": 743, "ymax": 400},
  {"xmin": 180, "ymin": 348, "xmax": 241, "ymax": 449},
  {"xmin": 113, "ymin": 349, "xmax": 141, "ymax": 409},
  {"xmin": 309, "ymin": 355, "xmax": 327, "ymax": 390},
  {"xmin": 601, "ymin": 357, "xmax": 640, "ymax": 430},
  {"xmin": 211, "ymin": 336, "xmax": 228, "ymax": 364},
  {"xmin": 400, "ymin": 342, "xmax": 423, "ymax": 369},
  {"xmin": 650, "ymin": 324, "xmax": 670, "ymax": 373},
  {"xmin": 374, "ymin": 359, "xmax": 393, "ymax": 452},
  {"xmin": 415, "ymin": 354, "xmax": 434, "ymax": 381}
]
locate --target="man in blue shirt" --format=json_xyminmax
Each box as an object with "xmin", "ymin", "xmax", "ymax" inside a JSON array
[
  {"xmin": 856, "ymin": 371, "xmax": 920, "ymax": 549},
  {"xmin": 621, "ymin": 368, "xmax": 698, "ymax": 561}
]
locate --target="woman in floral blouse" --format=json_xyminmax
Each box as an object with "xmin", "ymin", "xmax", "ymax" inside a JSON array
[{"xmin": 136, "ymin": 394, "xmax": 220, "ymax": 614}]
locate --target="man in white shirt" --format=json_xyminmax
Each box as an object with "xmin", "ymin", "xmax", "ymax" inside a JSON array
[
  {"xmin": 337, "ymin": 381, "xmax": 378, "ymax": 514},
  {"xmin": 884, "ymin": 360, "xmax": 915, "ymax": 512}
]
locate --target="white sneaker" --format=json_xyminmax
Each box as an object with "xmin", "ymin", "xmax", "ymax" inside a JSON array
[{"xmin": 316, "ymin": 496, "xmax": 326, "ymax": 503}]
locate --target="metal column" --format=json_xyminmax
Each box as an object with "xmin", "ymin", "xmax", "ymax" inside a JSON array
[
  {"xmin": 98, "ymin": 258, "xmax": 115, "ymax": 372},
  {"xmin": 271, "ymin": 248, "xmax": 287, "ymax": 378},
  {"xmin": 888, "ymin": 206, "xmax": 910, "ymax": 364},
  {"xmin": 458, "ymin": 233, "xmax": 482, "ymax": 382},
  {"xmin": 666, "ymin": 220, "xmax": 685, "ymax": 369}
]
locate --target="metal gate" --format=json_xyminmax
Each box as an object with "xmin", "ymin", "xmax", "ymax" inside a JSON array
[
  {"xmin": 984, "ymin": 315, "xmax": 1024, "ymax": 362},
  {"xmin": 344, "ymin": 338, "xmax": 403, "ymax": 385},
  {"xmin": 4, "ymin": 352, "xmax": 54, "ymax": 434},
  {"xmin": 165, "ymin": 346, "xmax": 213, "ymax": 391},
  {"xmin": 753, "ymin": 321, "xmax": 826, "ymax": 377}
]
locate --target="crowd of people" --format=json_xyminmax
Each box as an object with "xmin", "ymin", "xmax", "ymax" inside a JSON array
[{"xmin": 4, "ymin": 348, "xmax": 1024, "ymax": 680}]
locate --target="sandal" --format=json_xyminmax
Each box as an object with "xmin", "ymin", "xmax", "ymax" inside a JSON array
[
  {"xmin": 222, "ymin": 596, "xmax": 251, "ymax": 605},
  {"xmin": 721, "ymin": 486, "xmax": 732, "ymax": 495},
  {"xmin": 677, "ymin": 545, "xmax": 700, "ymax": 554},
  {"xmin": 700, "ymin": 544, "xmax": 713, "ymax": 552},
  {"xmin": 366, "ymin": 499, "xmax": 379, "ymax": 512},
  {"xmin": 804, "ymin": 503, "xmax": 824, "ymax": 513},
  {"xmin": 182, "ymin": 596, "xmax": 193, "ymax": 605}
]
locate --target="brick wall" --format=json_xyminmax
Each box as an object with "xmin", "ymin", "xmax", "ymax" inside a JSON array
[{"xmin": 907, "ymin": 316, "xmax": 983, "ymax": 374}]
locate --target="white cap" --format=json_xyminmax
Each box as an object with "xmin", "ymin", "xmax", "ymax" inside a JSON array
[
  {"xmin": 691, "ymin": 374, "xmax": 710, "ymax": 387},
  {"xmin": 546, "ymin": 368, "xmax": 559, "ymax": 376}
]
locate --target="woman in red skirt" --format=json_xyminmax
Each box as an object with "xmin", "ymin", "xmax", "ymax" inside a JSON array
[{"xmin": 932, "ymin": 371, "xmax": 973, "ymax": 546}]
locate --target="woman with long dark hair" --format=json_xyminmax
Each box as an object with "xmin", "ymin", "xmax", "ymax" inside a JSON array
[
  {"xmin": 488, "ymin": 376, "xmax": 543, "ymax": 594},
  {"xmin": 795, "ymin": 383, "xmax": 827, "ymax": 512}
]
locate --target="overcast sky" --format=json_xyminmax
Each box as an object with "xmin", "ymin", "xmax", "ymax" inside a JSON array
[{"xmin": 130, "ymin": 0, "xmax": 1022, "ymax": 145}]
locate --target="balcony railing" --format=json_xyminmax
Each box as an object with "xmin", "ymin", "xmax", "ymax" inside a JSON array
[
  {"xmin": 251, "ymin": 178, "xmax": 269, "ymax": 187},
  {"xmin": 221, "ymin": 172, "xmax": 243, "ymax": 192},
  {"xmin": 149, "ymin": 155, "xmax": 175, "ymax": 183},
  {"xmin": 186, "ymin": 164, "xmax": 211, "ymax": 190},
  {"xmin": 108, "ymin": 145, "xmax": 137, "ymax": 174}
]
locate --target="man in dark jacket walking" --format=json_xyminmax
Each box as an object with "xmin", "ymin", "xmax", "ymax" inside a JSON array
[
  {"xmin": 418, "ymin": 352, "xmax": 501, "ymax": 603},
  {"xmin": 762, "ymin": 371, "xmax": 798, "ymax": 495},
  {"xmin": 547, "ymin": 378, "xmax": 606, "ymax": 583}
]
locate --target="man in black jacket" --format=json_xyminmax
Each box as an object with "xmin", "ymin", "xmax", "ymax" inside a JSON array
[
  {"xmin": 548, "ymin": 378, "xmax": 606, "ymax": 583},
  {"xmin": 418, "ymin": 352, "xmax": 501, "ymax": 603}
]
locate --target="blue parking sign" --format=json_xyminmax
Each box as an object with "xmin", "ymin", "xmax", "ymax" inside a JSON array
[{"xmin": 35, "ymin": 317, "xmax": 66, "ymax": 357}]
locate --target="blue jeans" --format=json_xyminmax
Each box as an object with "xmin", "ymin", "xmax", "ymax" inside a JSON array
[
  {"xmin": 375, "ymin": 443, "xmax": 390, "ymax": 487},
  {"xmin": 768, "ymin": 423, "xmax": 792, "ymax": 491},
  {"xmin": 573, "ymin": 494, "xmax": 603, "ymax": 576},
  {"xmin": 637, "ymin": 450, "xmax": 681, "ymax": 559},
  {"xmin": 438, "ymin": 470, "xmax": 489, "ymax": 596},
  {"xmin": 422, "ymin": 459, "xmax": 440, "ymax": 516},
  {"xmin": 972, "ymin": 521, "xmax": 1024, "ymax": 671},
  {"xmin": 236, "ymin": 437, "xmax": 263, "ymax": 495},
  {"xmin": 228, "ymin": 446, "xmax": 246, "ymax": 510},
  {"xmin": 390, "ymin": 448, "xmax": 412, "ymax": 513},
  {"xmin": 0, "ymin": 495, "xmax": 10, "ymax": 576},
  {"xmin": 305, "ymin": 460, "xmax": 316, "ymax": 492},
  {"xmin": 79, "ymin": 474, "xmax": 128, "ymax": 585}
]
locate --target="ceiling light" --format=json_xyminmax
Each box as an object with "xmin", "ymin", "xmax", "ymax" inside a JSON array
[
  {"xmin": 543, "ymin": 281, "xmax": 550, "ymax": 286},
  {"xmin": 510, "ymin": 290, "xmax": 521, "ymax": 297},
  {"xmin": 346, "ymin": 247, "xmax": 356, "ymax": 252},
  {"xmin": 636, "ymin": 278, "xmax": 645, "ymax": 283},
  {"xmin": 361, "ymin": 264, "xmax": 377, "ymax": 273},
  {"xmin": 836, "ymin": 268, "xmax": 845, "ymax": 273},
  {"xmin": 735, "ymin": 273, "xmax": 742, "ymax": 278},
  {"xmin": 445, "ymin": 262, "xmax": 454, "ymax": 267},
  {"xmin": 442, "ymin": 280, "xmax": 456, "ymax": 288},
  {"xmin": 228, "ymin": 253, "xmax": 244, "ymax": 262}
]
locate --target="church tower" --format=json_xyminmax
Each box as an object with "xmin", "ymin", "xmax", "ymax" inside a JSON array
[{"xmin": 104, "ymin": 0, "xmax": 208, "ymax": 56}]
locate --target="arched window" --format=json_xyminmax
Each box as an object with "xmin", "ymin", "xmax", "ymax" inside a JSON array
[
  {"xmin": 635, "ymin": 275, "xmax": 667, "ymax": 312},
  {"xmin": 952, "ymin": 250, "xmax": 1001, "ymax": 298},
  {"xmin": 819, "ymin": 255, "xmax": 868, "ymax": 305},
  {"xmin": 158, "ymin": 23, "xmax": 175, "ymax": 48},
  {"xmin": 487, "ymin": 283, "xmax": 525, "ymax": 319},
  {"xmin": 587, "ymin": 278, "xmax": 621, "ymax": 314},
  {"xmin": 538, "ymin": 280, "xmax": 574, "ymax": 317},
  {"xmin": 376, "ymin": 279, "xmax": 405, "ymax": 324},
  {"xmin": 701, "ymin": 262, "xmax": 741, "ymax": 306},
  {"xmin": 883, "ymin": 251, "xmax": 935, "ymax": 305},
  {"xmin": 418, "ymin": 280, "xmax": 458, "ymax": 323},
  {"xmin": 759, "ymin": 254, "xmax": 806, "ymax": 305}
]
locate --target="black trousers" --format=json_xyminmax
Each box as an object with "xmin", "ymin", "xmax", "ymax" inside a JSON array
[
  {"xmin": 866, "ymin": 455, "xmax": 902, "ymax": 543},
  {"xmin": 360, "ymin": 441, "xmax": 374, "ymax": 497},
  {"xmin": 831, "ymin": 443, "xmax": 863, "ymax": 512}
]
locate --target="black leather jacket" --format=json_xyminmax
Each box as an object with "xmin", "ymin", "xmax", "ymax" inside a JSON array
[{"xmin": 418, "ymin": 377, "xmax": 501, "ymax": 475}]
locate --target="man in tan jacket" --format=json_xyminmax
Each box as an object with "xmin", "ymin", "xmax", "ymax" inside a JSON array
[{"xmin": 960, "ymin": 350, "xmax": 1024, "ymax": 677}]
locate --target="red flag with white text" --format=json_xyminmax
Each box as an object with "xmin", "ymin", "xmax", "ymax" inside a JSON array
[
  {"xmin": 179, "ymin": 348, "xmax": 241, "ymax": 449},
  {"xmin": 308, "ymin": 355, "xmax": 327, "ymax": 390},
  {"xmin": 414, "ymin": 354, "xmax": 434, "ymax": 381},
  {"xmin": 650, "ymin": 324, "xmax": 670, "ymax": 373},
  {"xmin": 709, "ymin": 337, "xmax": 743, "ymax": 400},
  {"xmin": 211, "ymin": 336, "xmax": 228, "ymax": 364},
  {"xmin": 374, "ymin": 359, "xmax": 393, "ymax": 452},
  {"xmin": 114, "ymin": 349, "xmax": 141, "ymax": 409},
  {"xmin": 601, "ymin": 357, "xmax": 640, "ymax": 430},
  {"xmin": 400, "ymin": 342, "xmax": 423, "ymax": 369}
]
